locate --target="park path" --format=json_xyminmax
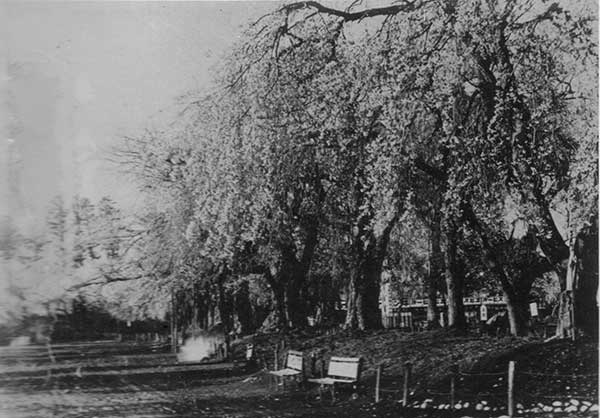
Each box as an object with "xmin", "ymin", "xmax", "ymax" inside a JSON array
[
  {"xmin": 0, "ymin": 340, "xmax": 273, "ymax": 418},
  {"xmin": 0, "ymin": 339, "xmax": 597, "ymax": 417}
]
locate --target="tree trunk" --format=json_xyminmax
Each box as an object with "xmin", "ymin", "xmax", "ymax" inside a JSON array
[
  {"xmin": 461, "ymin": 202, "xmax": 545, "ymax": 336},
  {"xmin": 556, "ymin": 222, "xmax": 599, "ymax": 338},
  {"xmin": 444, "ymin": 226, "xmax": 466, "ymax": 332},
  {"xmin": 285, "ymin": 270, "xmax": 308, "ymax": 328},
  {"xmin": 555, "ymin": 290, "xmax": 575, "ymax": 339},
  {"xmin": 344, "ymin": 247, "xmax": 384, "ymax": 330},
  {"xmin": 344, "ymin": 268, "xmax": 360, "ymax": 329},
  {"xmin": 216, "ymin": 267, "xmax": 234, "ymax": 333},
  {"xmin": 503, "ymin": 285, "xmax": 530, "ymax": 336},
  {"xmin": 574, "ymin": 223, "xmax": 598, "ymax": 337},
  {"xmin": 191, "ymin": 283, "xmax": 198, "ymax": 333},
  {"xmin": 426, "ymin": 279, "xmax": 439, "ymax": 328},
  {"xmin": 264, "ymin": 268, "xmax": 288, "ymax": 329},
  {"xmin": 344, "ymin": 278, "xmax": 382, "ymax": 329},
  {"xmin": 556, "ymin": 232, "xmax": 579, "ymax": 339},
  {"xmin": 427, "ymin": 212, "xmax": 442, "ymax": 328},
  {"xmin": 362, "ymin": 255, "xmax": 384, "ymax": 329},
  {"xmin": 279, "ymin": 217, "xmax": 319, "ymax": 329},
  {"xmin": 345, "ymin": 220, "xmax": 396, "ymax": 330},
  {"xmin": 234, "ymin": 280, "xmax": 253, "ymax": 335}
]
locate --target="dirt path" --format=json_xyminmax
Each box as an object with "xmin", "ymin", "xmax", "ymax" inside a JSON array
[{"xmin": 0, "ymin": 337, "xmax": 597, "ymax": 417}]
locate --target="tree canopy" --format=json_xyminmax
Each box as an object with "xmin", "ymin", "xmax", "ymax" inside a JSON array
[{"xmin": 2, "ymin": 0, "xmax": 596, "ymax": 337}]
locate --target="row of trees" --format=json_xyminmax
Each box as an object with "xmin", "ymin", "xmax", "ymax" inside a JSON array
[
  {"xmin": 108, "ymin": 0, "xmax": 595, "ymax": 337},
  {"xmin": 2, "ymin": 0, "xmax": 596, "ymax": 339}
]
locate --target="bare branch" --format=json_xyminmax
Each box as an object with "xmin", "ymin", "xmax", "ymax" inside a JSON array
[
  {"xmin": 279, "ymin": 1, "xmax": 425, "ymax": 22},
  {"xmin": 68, "ymin": 274, "xmax": 145, "ymax": 291},
  {"xmin": 510, "ymin": 2, "xmax": 562, "ymax": 30}
]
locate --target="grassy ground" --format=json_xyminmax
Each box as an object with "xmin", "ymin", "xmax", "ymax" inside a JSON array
[{"xmin": 0, "ymin": 328, "xmax": 597, "ymax": 417}]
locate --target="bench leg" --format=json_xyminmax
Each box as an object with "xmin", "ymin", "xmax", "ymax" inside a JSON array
[{"xmin": 330, "ymin": 383, "xmax": 336, "ymax": 403}]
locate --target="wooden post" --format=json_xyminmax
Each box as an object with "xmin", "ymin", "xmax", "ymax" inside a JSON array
[
  {"xmin": 450, "ymin": 364, "xmax": 458, "ymax": 413},
  {"xmin": 320, "ymin": 358, "xmax": 326, "ymax": 378},
  {"xmin": 508, "ymin": 361, "xmax": 515, "ymax": 418},
  {"xmin": 310, "ymin": 352, "xmax": 316, "ymax": 377},
  {"xmin": 402, "ymin": 362, "xmax": 412, "ymax": 406},
  {"xmin": 274, "ymin": 346, "xmax": 279, "ymax": 371},
  {"xmin": 375, "ymin": 363, "xmax": 382, "ymax": 403}
]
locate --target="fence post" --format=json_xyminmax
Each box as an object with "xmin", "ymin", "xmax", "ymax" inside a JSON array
[
  {"xmin": 450, "ymin": 364, "xmax": 458, "ymax": 413},
  {"xmin": 274, "ymin": 346, "xmax": 279, "ymax": 371},
  {"xmin": 402, "ymin": 362, "xmax": 412, "ymax": 406},
  {"xmin": 310, "ymin": 352, "xmax": 316, "ymax": 377},
  {"xmin": 508, "ymin": 361, "xmax": 515, "ymax": 418},
  {"xmin": 375, "ymin": 363, "xmax": 382, "ymax": 403}
]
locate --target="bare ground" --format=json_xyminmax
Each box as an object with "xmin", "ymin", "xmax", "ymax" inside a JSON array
[{"xmin": 0, "ymin": 329, "xmax": 597, "ymax": 417}]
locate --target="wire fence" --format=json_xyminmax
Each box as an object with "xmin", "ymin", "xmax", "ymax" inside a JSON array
[
  {"xmin": 369, "ymin": 360, "xmax": 598, "ymax": 416},
  {"xmin": 248, "ymin": 345, "xmax": 597, "ymax": 416}
]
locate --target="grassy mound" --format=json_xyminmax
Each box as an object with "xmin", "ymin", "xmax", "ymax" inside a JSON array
[{"xmin": 233, "ymin": 327, "xmax": 598, "ymax": 410}]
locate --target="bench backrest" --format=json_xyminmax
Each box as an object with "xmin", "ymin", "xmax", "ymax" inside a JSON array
[
  {"xmin": 286, "ymin": 350, "xmax": 303, "ymax": 371},
  {"xmin": 327, "ymin": 356, "xmax": 361, "ymax": 381}
]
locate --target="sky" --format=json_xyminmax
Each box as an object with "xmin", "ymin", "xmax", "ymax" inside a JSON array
[
  {"xmin": 3, "ymin": 0, "xmax": 593, "ymax": 233},
  {"xmin": 1, "ymin": 1, "xmax": 276, "ymax": 232}
]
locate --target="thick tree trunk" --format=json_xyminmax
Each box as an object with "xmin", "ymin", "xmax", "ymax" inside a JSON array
[
  {"xmin": 313, "ymin": 273, "xmax": 338, "ymax": 325},
  {"xmin": 344, "ymin": 268, "xmax": 360, "ymax": 329},
  {"xmin": 426, "ymin": 284, "xmax": 439, "ymax": 328},
  {"xmin": 427, "ymin": 212, "xmax": 442, "ymax": 328},
  {"xmin": 345, "ymin": 220, "xmax": 396, "ymax": 330},
  {"xmin": 263, "ymin": 268, "xmax": 288, "ymax": 329},
  {"xmin": 362, "ymin": 256, "xmax": 385, "ymax": 329},
  {"xmin": 574, "ymin": 224, "xmax": 598, "ymax": 337},
  {"xmin": 234, "ymin": 280, "xmax": 253, "ymax": 335},
  {"xmin": 444, "ymin": 226, "xmax": 466, "ymax": 332},
  {"xmin": 557, "ymin": 222, "xmax": 599, "ymax": 338},
  {"xmin": 216, "ymin": 267, "xmax": 234, "ymax": 333},
  {"xmin": 555, "ymin": 290, "xmax": 575, "ymax": 339},
  {"xmin": 503, "ymin": 285, "xmax": 530, "ymax": 336},
  {"xmin": 280, "ymin": 217, "xmax": 319, "ymax": 329},
  {"xmin": 462, "ymin": 202, "xmax": 546, "ymax": 336},
  {"xmin": 285, "ymin": 271, "xmax": 308, "ymax": 328},
  {"xmin": 344, "ymin": 267, "xmax": 364, "ymax": 329},
  {"xmin": 345, "ymin": 247, "xmax": 384, "ymax": 330}
]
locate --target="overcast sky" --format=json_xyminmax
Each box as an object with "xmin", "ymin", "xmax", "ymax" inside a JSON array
[
  {"xmin": 1, "ymin": 1, "xmax": 276, "ymax": 231},
  {"xmin": 1, "ymin": 0, "xmax": 594, "ymax": 234}
]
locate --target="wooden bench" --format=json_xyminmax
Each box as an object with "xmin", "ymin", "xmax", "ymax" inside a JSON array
[
  {"xmin": 268, "ymin": 350, "xmax": 304, "ymax": 389},
  {"xmin": 308, "ymin": 356, "xmax": 361, "ymax": 400}
]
